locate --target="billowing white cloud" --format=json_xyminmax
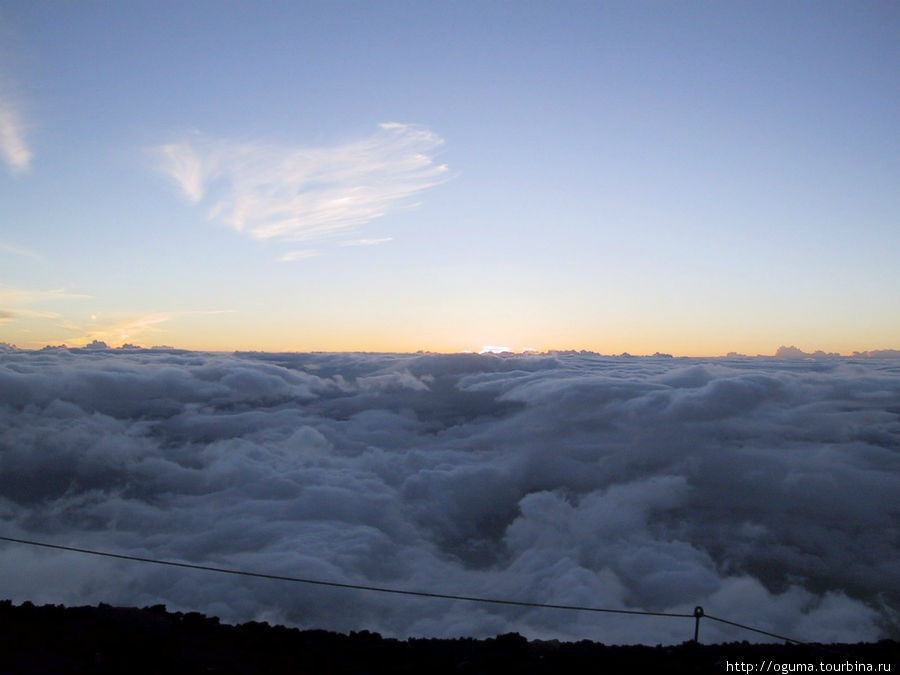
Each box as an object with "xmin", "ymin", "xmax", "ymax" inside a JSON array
[
  {"xmin": 158, "ymin": 124, "xmax": 448, "ymax": 246},
  {"xmin": 0, "ymin": 350, "xmax": 897, "ymax": 644},
  {"xmin": 0, "ymin": 84, "xmax": 31, "ymax": 173},
  {"xmin": 479, "ymin": 345, "xmax": 511, "ymax": 354}
]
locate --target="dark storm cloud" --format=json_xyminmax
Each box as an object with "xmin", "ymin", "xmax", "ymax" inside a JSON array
[{"xmin": 0, "ymin": 349, "xmax": 897, "ymax": 643}]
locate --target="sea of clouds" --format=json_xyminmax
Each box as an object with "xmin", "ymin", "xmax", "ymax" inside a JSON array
[{"xmin": 0, "ymin": 347, "xmax": 897, "ymax": 644}]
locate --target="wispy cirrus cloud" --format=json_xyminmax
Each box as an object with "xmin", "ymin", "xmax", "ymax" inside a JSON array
[
  {"xmin": 0, "ymin": 285, "xmax": 90, "ymax": 336},
  {"xmin": 74, "ymin": 309, "xmax": 235, "ymax": 346},
  {"xmin": 339, "ymin": 237, "xmax": 393, "ymax": 247},
  {"xmin": 278, "ymin": 249, "xmax": 321, "ymax": 263},
  {"xmin": 158, "ymin": 123, "xmax": 448, "ymax": 247},
  {"xmin": 0, "ymin": 285, "xmax": 90, "ymax": 308},
  {"xmin": 0, "ymin": 81, "xmax": 32, "ymax": 174},
  {"xmin": 78, "ymin": 312, "xmax": 177, "ymax": 345},
  {"xmin": 0, "ymin": 240, "xmax": 43, "ymax": 262},
  {"xmin": 0, "ymin": 285, "xmax": 232, "ymax": 347}
]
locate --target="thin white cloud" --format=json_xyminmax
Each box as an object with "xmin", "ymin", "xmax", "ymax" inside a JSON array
[
  {"xmin": 157, "ymin": 141, "xmax": 207, "ymax": 202},
  {"xmin": 0, "ymin": 285, "xmax": 234, "ymax": 347},
  {"xmin": 1, "ymin": 308, "xmax": 61, "ymax": 321},
  {"xmin": 0, "ymin": 85, "xmax": 32, "ymax": 174},
  {"xmin": 0, "ymin": 240, "xmax": 43, "ymax": 262},
  {"xmin": 278, "ymin": 249, "xmax": 322, "ymax": 262},
  {"xmin": 157, "ymin": 124, "xmax": 448, "ymax": 246},
  {"xmin": 0, "ymin": 285, "xmax": 91, "ymax": 307},
  {"xmin": 339, "ymin": 237, "xmax": 394, "ymax": 247},
  {"xmin": 73, "ymin": 309, "xmax": 235, "ymax": 346},
  {"xmin": 0, "ymin": 286, "xmax": 90, "ymax": 343},
  {"xmin": 78, "ymin": 312, "xmax": 175, "ymax": 345}
]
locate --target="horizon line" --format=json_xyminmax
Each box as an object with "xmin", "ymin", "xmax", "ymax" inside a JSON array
[{"xmin": 2, "ymin": 340, "xmax": 899, "ymax": 360}]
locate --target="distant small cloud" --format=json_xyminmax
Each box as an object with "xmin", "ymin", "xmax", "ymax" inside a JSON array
[
  {"xmin": 773, "ymin": 345, "xmax": 840, "ymax": 359},
  {"xmin": 851, "ymin": 349, "xmax": 900, "ymax": 358},
  {"xmin": 82, "ymin": 339, "xmax": 109, "ymax": 350},
  {"xmin": 339, "ymin": 237, "xmax": 394, "ymax": 247},
  {"xmin": 0, "ymin": 81, "xmax": 32, "ymax": 174},
  {"xmin": 157, "ymin": 124, "xmax": 449, "ymax": 252}
]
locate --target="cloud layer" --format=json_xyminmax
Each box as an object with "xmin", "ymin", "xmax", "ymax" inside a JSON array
[
  {"xmin": 158, "ymin": 124, "xmax": 447, "ymax": 245},
  {"xmin": 1, "ymin": 350, "xmax": 897, "ymax": 644}
]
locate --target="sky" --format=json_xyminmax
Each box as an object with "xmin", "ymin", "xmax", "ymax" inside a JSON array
[
  {"xmin": 2, "ymin": 348, "xmax": 898, "ymax": 642},
  {"xmin": 0, "ymin": 1, "xmax": 898, "ymax": 355}
]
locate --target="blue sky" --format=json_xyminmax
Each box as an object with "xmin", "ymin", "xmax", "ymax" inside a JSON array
[{"xmin": 1, "ymin": 1, "xmax": 898, "ymax": 354}]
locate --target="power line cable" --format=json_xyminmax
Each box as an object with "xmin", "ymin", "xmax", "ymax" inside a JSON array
[
  {"xmin": 0, "ymin": 534, "xmax": 863, "ymax": 655},
  {"xmin": 704, "ymin": 613, "xmax": 804, "ymax": 644},
  {"xmin": 703, "ymin": 614, "xmax": 854, "ymax": 659},
  {"xmin": 0, "ymin": 535, "xmax": 691, "ymax": 619}
]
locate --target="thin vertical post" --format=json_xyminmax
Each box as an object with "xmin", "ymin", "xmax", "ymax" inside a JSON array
[{"xmin": 693, "ymin": 606, "xmax": 704, "ymax": 643}]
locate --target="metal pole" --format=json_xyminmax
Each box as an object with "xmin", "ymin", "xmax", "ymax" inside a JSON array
[{"xmin": 693, "ymin": 606, "xmax": 704, "ymax": 643}]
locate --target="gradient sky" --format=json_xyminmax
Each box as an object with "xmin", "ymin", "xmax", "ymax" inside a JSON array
[{"xmin": 1, "ymin": 1, "xmax": 897, "ymax": 355}]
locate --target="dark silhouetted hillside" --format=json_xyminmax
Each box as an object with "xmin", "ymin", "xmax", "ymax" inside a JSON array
[{"xmin": 0, "ymin": 600, "xmax": 896, "ymax": 674}]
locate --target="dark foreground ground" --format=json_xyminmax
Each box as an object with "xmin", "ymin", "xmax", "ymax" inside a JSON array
[{"xmin": 0, "ymin": 600, "xmax": 896, "ymax": 674}]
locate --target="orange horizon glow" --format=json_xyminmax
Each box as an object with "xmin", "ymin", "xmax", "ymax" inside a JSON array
[
  {"xmin": 4, "ymin": 305, "xmax": 898, "ymax": 359},
  {"xmin": 8, "ymin": 332, "xmax": 898, "ymax": 359}
]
